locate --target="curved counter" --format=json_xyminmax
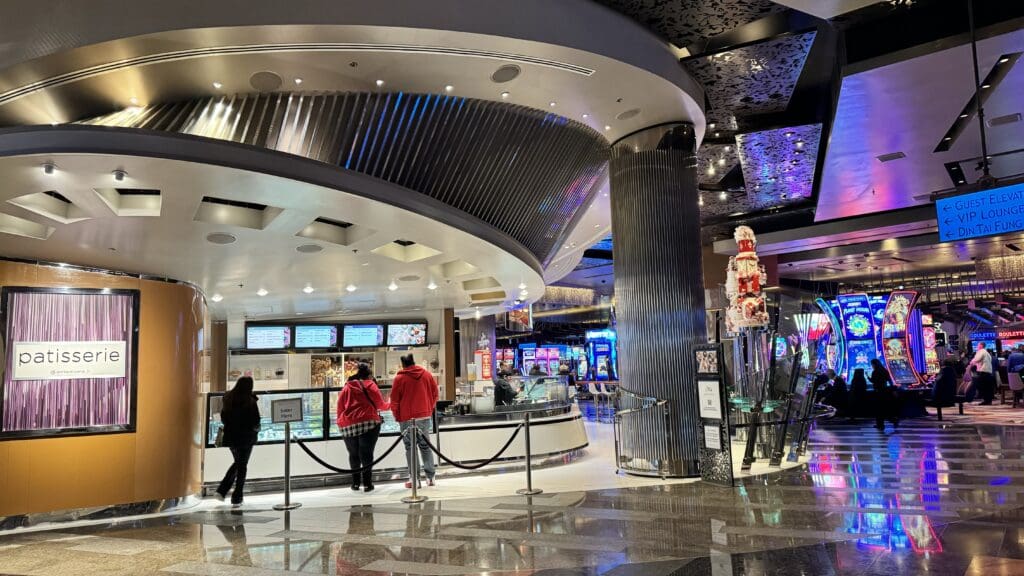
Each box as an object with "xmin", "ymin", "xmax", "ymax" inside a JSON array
[{"xmin": 201, "ymin": 389, "xmax": 588, "ymax": 491}]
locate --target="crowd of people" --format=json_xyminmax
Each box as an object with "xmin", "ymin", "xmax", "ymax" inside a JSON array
[{"xmin": 812, "ymin": 342, "xmax": 1024, "ymax": 432}]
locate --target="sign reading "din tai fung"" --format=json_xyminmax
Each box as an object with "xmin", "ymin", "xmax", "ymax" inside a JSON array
[
  {"xmin": 12, "ymin": 341, "xmax": 128, "ymax": 380},
  {"xmin": 936, "ymin": 182, "xmax": 1024, "ymax": 242}
]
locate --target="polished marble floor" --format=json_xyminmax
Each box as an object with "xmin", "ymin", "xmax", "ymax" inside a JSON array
[{"xmin": 3, "ymin": 418, "xmax": 1024, "ymax": 575}]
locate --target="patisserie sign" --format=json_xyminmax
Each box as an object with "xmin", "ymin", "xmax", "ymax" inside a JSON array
[{"xmin": 12, "ymin": 340, "xmax": 127, "ymax": 380}]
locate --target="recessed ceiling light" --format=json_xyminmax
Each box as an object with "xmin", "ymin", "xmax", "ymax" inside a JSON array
[
  {"xmin": 212, "ymin": 82, "xmax": 222, "ymax": 89},
  {"xmin": 501, "ymin": 91, "xmax": 509, "ymax": 99},
  {"xmin": 719, "ymin": 191, "xmax": 728, "ymax": 201},
  {"xmin": 717, "ymin": 158, "xmax": 725, "ymax": 166},
  {"xmin": 784, "ymin": 131, "xmax": 795, "ymax": 137},
  {"xmin": 346, "ymin": 284, "xmax": 357, "ymax": 292},
  {"xmin": 958, "ymin": 180, "xmax": 965, "ymax": 184},
  {"xmin": 427, "ymin": 281, "xmax": 438, "ymax": 290},
  {"xmin": 795, "ymin": 140, "xmax": 804, "ymax": 148},
  {"xmin": 296, "ymin": 312, "xmax": 304, "ymax": 315},
  {"xmin": 982, "ymin": 84, "xmax": 991, "ymax": 89},
  {"xmin": 444, "ymin": 85, "xmax": 454, "ymax": 92},
  {"xmin": 475, "ymin": 309, "xmax": 482, "ymax": 319},
  {"xmin": 375, "ymin": 79, "xmax": 384, "ymax": 87},
  {"xmin": 257, "ymin": 288, "xmax": 268, "ymax": 297},
  {"xmin": 361, "ymin": 261, "xmax": 369, "ymax": 266},
  {"xmin": 294, "ymin": 78, "xmax": 303, "ymax": 85},
  {"xmin": 707, "ymin": 166, "xmax": 716, "ymax": 176},
  {"xmin": 604, "ymin": 125, "xmax": 611, "ymax": 131},
  {"xmin": 698, "ymin": 196, "xmax": 704, "ymax": 207},
  {"xmin": 960, "ymin": 113, "xmax": 969, "ymax": 118},
  {"xmin": 582, "ymin": 113, "xmax": 589, "ymax": 118},
  {"xmin": 113, "ymin": 170, "xmax": 126, "ymax": 182},
  {"xmin": 43, "ymin": 163, "xmax": 56, "ymax": 175},
  {"xmin": 944, "ymin": 137, "xmax": 952, "ymax": 141},
  {"xmin": 129, "ymin": 97, "xmax": 138, "ymax": 105},
  {"xmin": 714, "ymin": 132, "xmax": 720, "ymax": 137},
  {"xmin": 518, "ymin": 282, "xmax": 527, "ymax": 290},
  {"xmin": 211, "ymin": 294, "xmax": 223, "ymax": 303},
  {"xmin": 549, "ymin": 101, "xmax": 557, "ymax": 107},
  {"xmin": 388, "ymin": 280, "xmax": 398, "ymax": 291},
  {"xmin": 999, "ymin": 56, "xmax": 1010, "ymax": 64},
  {"xmin": 593, "ymin": 224, "xmax": 600, "ymax": 228},
  {"xmin": 724, "ymin": 146, "xmax": 731, "ymax": 152},
  {"xmin": 303, "ymin": 285, "xmax": 315, "ymax": 294},
  {"xmin": 709, "ymin": 123, "xmax": 716, "ymax": 129}
]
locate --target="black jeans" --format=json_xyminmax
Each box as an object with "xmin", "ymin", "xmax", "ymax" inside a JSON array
[
  {"xmin": 976, "ymin": 372, "xmax": 996, "ymax": 403},
  {"xmin": 343, "ymin": 425, "xmax": 381, "ymax": 487},
  {"xmin": 217, "ymin": 444, "xmax": 254, "ymax": 504},
  {"xmin": 875, "ymin": 390, "xmax": 899, "ymax": 429}
]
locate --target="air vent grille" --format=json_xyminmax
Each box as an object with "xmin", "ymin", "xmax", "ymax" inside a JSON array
[
  {"xmin": 989, "ymin": 113, "xmax": 1021, "ymax": 127},
  {"xmin": 876, "ymin": 151, "xmax": 906, "ymax": 163}
]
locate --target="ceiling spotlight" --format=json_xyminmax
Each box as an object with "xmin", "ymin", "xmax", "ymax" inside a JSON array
[
  {"xmin": 212, "ymin": 81, "xmax": 222, "ymax": 89},
  {"xmin": 42, "ymin": 163, "xmax": 56, "ymax": 175},
  {"xmin": 375, "ymin": 79, "xmax": 384, "ymax": 87},
  {"xmin": 958, "ymin": 180, "xmax": 965, "ymax": 184},
  {"xmin": 784, "ymin": 131, "xmax": 795, "ymax": 138},
  {"xmin": 707, "ymin": 166, "xmax": 716, "ymax": 176},
  {"xmin": 427, "ymin": 281, "xmax": 438, "ymax": 290},
  {"xmin": 211, "ymin": 294, "xmax": 223, "ymax": 303},
  {"xmin": 361, "ymin": 262, "xmax": 369, "ymax": 266},
  {"xmin": 582, "ymin": 113, "xmax": 589, "ymax": 119},
  {"xmin": 714, "ymin": 132, "xmax": 720, "ymax": 137},
  {"xmin": 444, "ymin": 85, "xmax": 454, "ymax": 92},
  {"xmin": 475, "ymin": 308, "xmax": 482, "ymax": 319},
  {"xmin": 717, "ymin": 158, "xmax": 725, "ymax": 166},
  {"xmin": 960, "ymin": 113, "xmax": 968, "ymax": 118},
  {"xmin": 302, "ymin": 285, "xmax": 315, "ymax": 294},
  {"xmin": 698, "ymin": 196, "xmax": 704, "ymax": 207},
  {"xmin": 981, "ymin": 83, "xmax": 991, "ymax": 89},
  {"xmin": 129, "ymin": 97, "xmax": 138, "ymax": 105},
  {"xmin": 549, "ymin": 101, "xmax": 557, "ymax": 107},
  {"xmin": 709, "ymin": 123, "xmax": 716, "ymax": 129},
  {"xmin": 520, "ymin": 289, "xmax": 529, "ymax": 298},
  {"xmin": 113, "ymin": 169, "xmax": 126, "ymax": 182},
  {"xmin": 724, "ymin": 146, "xmax": 731, "ymax": 152},
  {"xmin": 518, "ymin": 282, "xmax": 527, "ymax": 290},
  {"xmin": 594, "ymin": 224, "xmax": 601, "ymax": 228},
  {"xmin": 719, "ymin": 191, "xmax": 728, "ymax": 201},
  {"xmin": 388, "ymin": 280, "xmax": 398, "ymax": 291},
  {"xmin": 501, "ymin": 91, "xmax": 510, "ymax": 99},
  {"xmin": 604, "ymin": 125, "xmax": 611, "ymax": 131},
  {"xmin": 999, "ymin": 56, "xmax": 1010, "ymax": 64},
  {"xmin": 294, "ymin": 78, "xmax": 303, "ymax": 85},
  {"xmin": 944, "ymin": 137, "xmax": 952, "ymax": 141},
  {"xmin": 795, "ymin": 140, "xmax": 805, "ymax": 148},
  {"xmin": 257, "ymin": 288, "xmax": 268, "ymax": 297},
  {"xmin": 346, "ymin": 284, "xmax": 357, "ymax": 292},
  {"xmin": 769, "ymin": 176, "xmax": 778, "ymax": 182}
]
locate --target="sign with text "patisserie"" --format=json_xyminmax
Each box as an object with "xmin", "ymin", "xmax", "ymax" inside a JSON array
[{"xmin": 12, "ymin": 341, "xmax": 127, "ymax": 380}]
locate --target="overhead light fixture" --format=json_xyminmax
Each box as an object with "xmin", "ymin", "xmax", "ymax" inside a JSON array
[
  {"xmin": 112, "ymin": 170, "xmax": 126, "ymax": 182},
  {"xmin": 361, "ymin": 262, "xmax": 369, "ymax": 266},
  {"xmin": 212, "ymin": 81, "xmax": 222, "ymax": 89},
  {"xmin": 211, "ymin": 294, "xmax": 223, "ymax": 303},
  {"xmin": 795, "ymin": 140, "xmax": 804, "ymax": 148},
  {"xmin": 604, "ymin": 125, "xmax": 611, "ymax": 131},
  {"xmin": 982, "ymin": 83, "xmax": 991, "ymax": 89},
  {"xmin": 43, "ymin": 163, "xmax": 56, "ymax": 175},
  {"xmin": 294, "ymin": 78, "xmax": 303, "ymax": 85},
  {"xmin": 709, "ymin": 123, "xmax": 716, "ymax": 129},
  {"xmin": 724, "ymin": 146, "xmax": 731, "ymax": 152},
  {"xmin": 719, "ymin": 191, "xmax": 728, "ymax": 201},
  {"xmin": 999, "ymin": 56, "xmax": 1010, "ymax": 64},
  {"xmin": 346, "ymin": 284, "xmax": 357, "ymax": 292},
  {"xmin": 944, "ymin": 137, "xmax": 952, "ymax": 141},
  {"xmin": 475, "ymin": 308, "xmax": 482, "ymax": 319},
  {"xmin": 717, "ymin": 158, "xmax": 725, "ymax": 166},
  {"xmin": 549, "ymin": 101, "xmax": 557, "ymax": 107},
  {"xmin": 444, "ymin": 85, "xmax": 454, "ymax": 92},
  {"xmin": 501, "ymin": 91, "xmax": 509, "ymax": 99},
  {"xmin": 582, "ymin": 113, "xmax": 589, "ymax": 118},
  {"xmin": 960, "ymin": 113, "xmax": 969, "ymax": 118},
  {"xmin": 593, "ymin": 224, "xmax": 600, "ymax": 228},
  {"xmin": 784, "ymin": 131, "xmax": 795, "ymax": 138},
  {"xmin": 388, "ymin": 280, "xmax": 398, "ymax": 291},
  {"xmin": 707, "ymin": 166, "xmax": 716, "ymax": 176},
  {"xmin": 303, "ymin": 285, "xmax": 315, "ymax": 294},
  {"xmin": 520, "ymin": 289, "xmax": 529, "ymax": 298},
  {"xmin": 257, "ymin": 288, "xmax": 268, "ymax": 297},
  {"xmin": 714, "ymin": 132, "xmax": 720, "ymax": 137},
  {"xmin": 427, "ymin": 281, "xmax": 438, "ymax": 290},
  {"xmin": 375, "ymin": 79, "xmax": 384, "ymax": 87},
  {"xmin": 518, "ymin": 282, "xmax": 527, "ymax": 290},
  {"xmin": 129, "ymin": 97, "xmax": 138, "ymax": 105},
  {"xmin": 698, "ymin": 196, "xmax": 704, "ymax": 207}
]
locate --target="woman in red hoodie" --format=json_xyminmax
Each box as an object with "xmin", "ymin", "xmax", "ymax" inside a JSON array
[{"xmin": 336, "ymin": 363, "xmax": 387, "ymax": 492}]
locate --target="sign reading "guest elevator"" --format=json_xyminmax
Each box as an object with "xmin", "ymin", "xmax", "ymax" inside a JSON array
[
  {"xmin": 936, "ymin": 181, "xmax": 1024, "ymax": 242},
  {"xmin": 12, "ymin": 341, "xmax": 127, "ymax": 380}
]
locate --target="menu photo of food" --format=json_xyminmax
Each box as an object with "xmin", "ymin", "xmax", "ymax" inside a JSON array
[{"xmin": 387, "ymin": 323, "xmax": 426, "ymax": 346}]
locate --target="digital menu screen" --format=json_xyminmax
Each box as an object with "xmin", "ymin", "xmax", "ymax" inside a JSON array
[
  {"xmin": 387, "ymin": 323, "xmax": 427, "ymax": 346},
  {"xmin": 294, "ymin": 325, "xmax": 338, "ymax": 348},
  {"xmin": 343, "ymin": 324, "xmax": 385, "ymax": 347},
  {"xmin": 246, "ymin": 326, "xmax": 291, "ymax": 350}
]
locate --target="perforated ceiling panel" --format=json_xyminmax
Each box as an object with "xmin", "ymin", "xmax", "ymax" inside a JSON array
[
  {"xmin": 83, "ymin": 92, "xmax": 608, "ymax": 262},
  {"xmin": 594, "ymin": 0, "xmax": 786, "ymax": 48}
]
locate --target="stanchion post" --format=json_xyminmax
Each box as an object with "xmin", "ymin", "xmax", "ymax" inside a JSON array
[
  {"xmin": 517, "ymin": 413, "xmax": 543, "ymax": 496},
  {"xmin": 274, "ymin": 420, "xmax": 302, "ymax": 511},
  {"xmin": 401, "ymin": 424, "xmax": 428, "ymax": 504}
]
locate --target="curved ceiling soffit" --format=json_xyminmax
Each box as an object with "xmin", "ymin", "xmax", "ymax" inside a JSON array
[
  {"xmin": 0, "ymin": 124, "xmax": 547, "ymax": 277},
  {"xmin": 79, "ymin": 92, "xmax": 610, "ymax": 264}
]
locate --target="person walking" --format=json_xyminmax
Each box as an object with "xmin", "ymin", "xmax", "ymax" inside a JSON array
[
  {"xmin": 1006, "ymin": 344, "xmax": 1024, "ymax": 408},
  {"xmin": 870, "ymin": 358, "xmax": 898, "ymax": 431},
  {"xmin": 216, "ymin": 376, "xmax": 261, "ymax": 506},
  {"xmin": 391, "ymin": 353, "xmax": 439, "ymax": 488},
  {"xmin": 969, "ymin": 342, "xmax": 995, "ymax": 405},
  {"xmin": 337, "ymin": 363, "xmax": 387, "ymax": 492}
]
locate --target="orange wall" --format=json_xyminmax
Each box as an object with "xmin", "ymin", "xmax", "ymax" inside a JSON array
[{"xmin": 0, "ymin": 261, "xmax": 204, "ymax": 516}]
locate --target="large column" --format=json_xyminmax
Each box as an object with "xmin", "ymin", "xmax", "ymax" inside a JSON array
[{"xmin": 611, "ymin": 123, "xmax": 707, "ymax": 477}]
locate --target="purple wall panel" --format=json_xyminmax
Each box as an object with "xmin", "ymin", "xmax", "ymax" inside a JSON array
[{"xmin": 2, "ymin": 291, "xmax": 135, "ymax": 432}]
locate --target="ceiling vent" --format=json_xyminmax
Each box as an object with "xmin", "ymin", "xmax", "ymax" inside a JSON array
[
  {"xmin": 94, "ymin": 188, "xmax": 162, "ymax": 217},
  {"xmin": 491, "ymin": 64, "xmax": 521, "ymax": 83},
  {"xmin": 7, "ymin": 191, "xmax": 91, "ymax": 224},
  {"xmin": 616, "ymin": 108, "xmax": 641, "ymax": 121},
  {"xmin": 876, "ymin": 151, "xmax": 906, "ymax": 163},
  {"xmin": 194, "ymin": 196, "xmax": 281, "ymax": 230},
  {"xmin": 250, "ymin": 71, "xmax": 283, "ymax": 92},
  {"xmin": 988, "ymin": 113, "xmax": 1021, "ymax": 127},
  {"xmin": 206, "ymin": 232, "xmax": 237, "ymax": 245},
  {"xmin": 372, "ymin": 239, "xmax": 442, "ymax": 263},
  {"xmin": 295, "ymin": 217, "xmax": 373, "ymax": 247},
  {"xmin": 0, "ymin": 212, "xmax": 55, "ymax": 240},
  {"xmin": 296, "ymin": 243, "xmax": 324, "ymax": 253},
  {"xmin": 437, "ymin": 259, "xmax": 480, "ymax": 278}
]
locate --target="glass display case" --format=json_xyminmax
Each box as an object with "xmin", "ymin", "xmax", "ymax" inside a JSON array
[
  {"xmin": 444, "ymin": 375, "xmax": 573, "ymax": 421},
  {"xmin": 205, "ymin": 385, "xmax": 416, "ymax": 447}
]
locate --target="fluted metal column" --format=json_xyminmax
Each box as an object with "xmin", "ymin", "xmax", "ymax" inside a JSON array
[{"xmin": 611, "ymin": 123, "xmax": 706, "ymax": 477}]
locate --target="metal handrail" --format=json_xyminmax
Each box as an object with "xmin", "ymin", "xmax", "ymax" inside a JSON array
[{"xmin": 613, "ymin": 387, "xmax": 674, "ymax": 478}]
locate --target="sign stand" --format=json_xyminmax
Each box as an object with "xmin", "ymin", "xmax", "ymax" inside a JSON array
[
  {"xmin": 271, "ymin": 398, "xmax": 303, "ymax": 512},
  {"xmin": 516, "ymin": 413, "xmax": 543, "ymax": 496},
  {"xmin": 695, "ymin": 343, "xmax": 734, "ymax": 486}
]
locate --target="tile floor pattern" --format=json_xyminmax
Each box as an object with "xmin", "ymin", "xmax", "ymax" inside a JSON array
[{"xmin": 3, "ymin": 417, "xmax": 1024, "ymax": 575}]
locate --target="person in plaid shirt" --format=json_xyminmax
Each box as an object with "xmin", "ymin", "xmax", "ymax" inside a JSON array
[{"xmin": 336, "ymin": 363, "xmax": 387, "ymax": 492}]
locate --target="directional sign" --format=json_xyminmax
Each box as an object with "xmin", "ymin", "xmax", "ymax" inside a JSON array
[{"xmin": 936, "ymin": 182, "xmax": 1024, "ymax": 242}]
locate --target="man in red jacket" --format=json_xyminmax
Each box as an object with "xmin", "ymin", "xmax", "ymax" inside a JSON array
[{"xmin": 391, "ymin": 353, "xmax": 439, "ymax": 486}]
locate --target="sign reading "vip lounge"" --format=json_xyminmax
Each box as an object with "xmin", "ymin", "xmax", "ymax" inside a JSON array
[
  {"xmin": 936, "ymin": 182, "xmax": 1024, "ymax": 242},
  {"xmin": 12, "ymin": 341, "xmax": 128, "ymax": 381}
]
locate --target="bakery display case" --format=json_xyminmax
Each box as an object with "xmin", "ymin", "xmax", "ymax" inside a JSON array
[{"xmin": 206, "ymin": 389, "xmax": 325, "ymax": 447}]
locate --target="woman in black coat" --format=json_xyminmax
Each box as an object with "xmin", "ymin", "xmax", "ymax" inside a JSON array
[
  {"xmin": 848, "ymin": 368, "xmax": 869, "ymax": 421},
  {"xmin": 216, "ymin": 376, "xmax": 261, "ymax": 506},
  {"xmin": 870, "ymin": 358, "xmax": 898, "ymax": 430}
]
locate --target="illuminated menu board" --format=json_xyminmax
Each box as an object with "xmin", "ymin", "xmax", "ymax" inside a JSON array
[
  {"xmin": 386, "ymin": 323, "xmax": 427, "ymax": 346},
  {"xmin": 246, "ymin": 326, "xmax": 291, "ymax": 350},
  {"xmin": 294, "ymin": 325, "xmax": 338, "ymax": 349},
  {"xmin": 343, "ymin": 324, "xmax": 384, "ymax": 347}
]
